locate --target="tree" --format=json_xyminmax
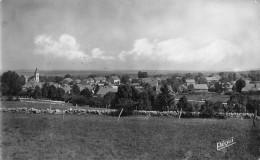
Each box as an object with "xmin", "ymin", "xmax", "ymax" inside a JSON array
[
  {"xmin": 228, "ymin": 72, "xmax": 236, "ymax": 82},
  {"xmin": 137, "ymin": 91, "xmax": 151, "ymax": 110},
  {"xmin": 54, "ymin": 76, "xmax": 63, "ymax": 83},
  {"xmin": 200, "ymin": 100, "xmax": 215, "ymax": 118},
  {"xmin": 214, "ymin": 82, "xmax": 222, "ymax": 93},
  {"xmin": 64, "ymin": 74, "xmax": 72, "ymax": 78},
  {"xmin": 41, "ymin": 83, "xmax": 49, "ymax": 98},
  {"xmin": 235, "ymin": 79, "xmax": 245, "ymax": 93},
  {"xmin": 1, "ymin": 71, "xmax": 24, "ymax": 96},
  {"xmin": 103, "ymin": 92, "xmax": 116, "ymax": 108},
  {"xmin": 154, "ymin": 84, "xmax": 175, "ymax": 111},
  {"xmin": 80, "ymin": 88, "xmax": 93, "ymax": 98},
  {"xmin": 112, "ymin": 84, "xmax": 139, "ymax": 113},
  {"xmin": 71, "ymin": 84, "xmax": 80, "ymax": 95},
  {"xmin": 56, "ymin": 88, "xmax": 65, "ymax": 100},
  {"xmin": 20, "ymin": 75, "xmax": 26, "ymax": 85},
  {"xmin": 219, "ymin": 72, "xmax": 225, "ymax": 78},
  {"xmin": 197, "ymin": 77, "xmax": 207, "ymax": 84},
  {"xmin": 32, "ymin": 86, "xmax": 42, "ymax": 99},
  {"xmin": 121, "ymin": 74, "xmax": 130, "ymax": 84},
  {"xmin": 177, "ymin": 96, "xmax": 192, "ymax": 112},
  {"xmin": 138, "ymin": 71, "xmax": 148, "ymax": 78},
  {"xmin": 48, "ymin": 85, "xmax": 57, "ymax": 100},
  {"xmin": 229, "ymin": 92, "xmax": 244, "ymax": 105},
  {"xmin": 144, "ymin": 83, "xmax": 156, "ymax": 106}
]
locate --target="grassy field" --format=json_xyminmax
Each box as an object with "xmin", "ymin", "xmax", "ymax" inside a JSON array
[
  {"xmin": 1, "ymin": 113, "xmax": 260, "ymax": 159},
  {"xmin": 175, "ymin": 94, "xmax": 230, "ymax": 103},
  {"xmin": 0, "ymin": 101, "xmax": 108, "ymax": 111}
]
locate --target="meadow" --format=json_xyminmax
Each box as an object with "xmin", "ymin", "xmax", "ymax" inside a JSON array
[{"xmin": 1, "ymin": 112, "xmax": 259, "ymax": 159}]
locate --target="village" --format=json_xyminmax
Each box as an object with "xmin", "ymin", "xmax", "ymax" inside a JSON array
[{"xmin": 20, "ymin": 68, "xmax": 260, "ymax": 100}]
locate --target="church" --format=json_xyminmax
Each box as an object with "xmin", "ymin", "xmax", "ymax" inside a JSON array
[{"xmin": 22, "ymin": 68, "xmax": 42, "ymax": 91}]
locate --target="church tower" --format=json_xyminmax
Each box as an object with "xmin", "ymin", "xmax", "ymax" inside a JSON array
[{"xmin": 34, "ymin": 67, "xmax": 39, "ymax": 82}]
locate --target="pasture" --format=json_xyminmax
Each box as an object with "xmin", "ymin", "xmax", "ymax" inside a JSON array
[
  {"xmin": 1, "ymin": 113, "xmax": 260, "ymax": 159},
  {"xmin": 0, "ymin": 100, "xmax": 107, "ymax": 111}
]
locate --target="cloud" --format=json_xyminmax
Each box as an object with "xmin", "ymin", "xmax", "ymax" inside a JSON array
[
  {"xmin": 34, "ymin": 34, "xmax": 91, "ymax": 61},
  {"xmin": 91, "ymin": 48, "xmax": 115, "ymax": 60},
  {"xmin": 118, "ymin": 37, "xmax": 243, "ymax": 69},
  {"xmin": 34, "ymin": 34, "xmax": 115, "ymax": 62}
]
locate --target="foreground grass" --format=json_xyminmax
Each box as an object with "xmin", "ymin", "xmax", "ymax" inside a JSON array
[
  {"xmin": 0, "ymin": 101, "xmax": 108, "ymax": 111},
  {"xmin": 1, "ymin": 113, "xmax": 260, "ymax": 159}
]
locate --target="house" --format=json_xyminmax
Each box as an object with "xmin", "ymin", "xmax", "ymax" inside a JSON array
[
  {"xmin": 61, "ymin": 78, "xmax": 74, "ymax": 84},
  {"xmin": 81, "ymin": 77, "xmax": 95, "ymax": 85},
  {"xmin": 155, "ymin": 85, "xmax": 162, "ymax": 94},
  {"xmin": 75, "ymin": 79, "xmax": 81, "ymax": 84},
  {"xmin": 60, "ymin": 84, "xmax": 71, "ymax": 94},
  {"xmin": 49, "ymin": 82, "xmax": 60, "ymax": 88},
  {"xmin": 141, "ymin": 78, "xmax": 158, "ymax": 87},
  {"xmin": 22, "ymin": 82, "xmax": 43, "ymax": 91},
  {"xmin": 188, "ymin": 84, "xmax": 208, "ymax": 93},
  {"xmin": 242, "ymin": 82, "xmax": 260, "ymax": 92},
  {"xmin": 76, "ymin": 84, "xmax": 93, "ymax": 92},
  {"xmin": 186, "ymin": 79, "xmax": 195, "ymax": 86},
  {"xmin": 95, "ymin": 86, "xmax": 118, "ymax": 98},
  {"xmin": 94, "ymin": 77, "xmax": 106, "ymax": 84},
  {"xmin": 131, "ymin": 78, "xmax": 141, "ymax": 84},
  {"xmin": 107, "ymin": 76, "xmax": 120, "ymax": 84},
  {"xmin": 205, "ymin": 75, "xmax": 221, "ymax": 83}
]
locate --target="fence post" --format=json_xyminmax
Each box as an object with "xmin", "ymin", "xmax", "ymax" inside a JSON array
[
  {"xmin": 118, "ymin": 108, "xmax": 124, "ymax": 121},
  {"xmin": 179, "ymin": 108, "xmax": 182, "ymax": 122},
  {"xmin": 62, "ymin": 104, "xmax": 64, "ymax": 120}
]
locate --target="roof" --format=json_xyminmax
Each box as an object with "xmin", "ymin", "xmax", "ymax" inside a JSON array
[
  {"xmin": 60, "ymin": 84, "xmax": 71, "ymax": 92},
  {"xmin": 94, "ymin": 77, "xmax": 106, "ymax": 81},
  {"xmin": 242, "ymin": 83, "xmax": 260, "ymax": 92},
  {"xmin": 62, "ymin": 78, "xmax": 73, "ymax": 83},
  {"xmin": 76, "ymin": 84, "xmax": 93, "ymax": 91},
  {"xmin": 141, "ymin": 78, "xmax": 158, "ymax": 86},
  {"xmin": 49, "ymin": 83, "xmax": 60, "ymax": 88},
  {"xmin": 206, "ymin": 76, "xmax": 220, "ymax": 82},
  {"xmin": 86, "ymin": 77, "xmax": 95, "ymax": 81},
  {"xmin": 186, "ymin": 79, "xmax": 195, "ymax": 83},
  {"xmin": 193, "ymin": 84, "xmax": 208, "ymax": 90},
  {"xmin": 23, "ymin": 82, "xmax": 43, "ymax": 89},
  {"xmin": 108, "ymin": 76, "xmax": 120, "ymax": 80},
  {"xmin": 96, "ymin": 86, "xmax": 118, "ymax": 97}
]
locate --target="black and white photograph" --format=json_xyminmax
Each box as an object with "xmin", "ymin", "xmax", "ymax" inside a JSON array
[{"xmin": 1, "ymin": 0, "xmax": 260, "ymax": 160}]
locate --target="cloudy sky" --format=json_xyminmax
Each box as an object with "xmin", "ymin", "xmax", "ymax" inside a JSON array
[{"xmin": 1, "ymin": 0, "xmax": 260, "ymax": 71}]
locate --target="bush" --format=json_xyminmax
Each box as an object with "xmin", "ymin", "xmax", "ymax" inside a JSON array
[{"xmin": 200, "ymin": 100, "xmax": 215, "ymax": 118}]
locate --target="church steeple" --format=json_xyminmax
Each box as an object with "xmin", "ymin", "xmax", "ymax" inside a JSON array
[{"xmin": 34, "ymin": 67, "xmax": 39, "ymax": 82}]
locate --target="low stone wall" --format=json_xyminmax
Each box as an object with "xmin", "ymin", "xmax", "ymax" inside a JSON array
[{"xmin": 0, "ymin": 107, "xmax": 258, "ymax": 119}]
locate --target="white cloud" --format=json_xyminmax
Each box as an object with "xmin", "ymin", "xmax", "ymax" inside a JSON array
[
  {"xmin": 118, "ymin": 37, "xmax": 243, "ymax": 68},
  {"xmin": 91, "ymin": 48, "xmax": 115, "ymax": 60},
  {"xmin": 34, "ymin": 34, "xmax": 114, "ymax": 62},
  {"xmin": 34, "ymin": 34, "xmax": 91, "ymax": 61}
]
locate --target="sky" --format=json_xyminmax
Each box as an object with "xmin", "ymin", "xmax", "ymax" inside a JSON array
[{"xmin": 1, "ymin": 0, "xmax": 260, "ymax": 71}]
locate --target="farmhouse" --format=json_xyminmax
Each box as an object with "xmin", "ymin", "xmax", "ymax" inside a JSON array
[
  {"xmin": 61, "ymin": 78, "xmax": 73, "ymax": 84},
  {"xmin": 22, "ymin": 82, "xmax": 43, "ymax": 90},
  {"xmin": 94, "ymin": 77, "xmax": 106, "ymax": 84},
  {"xmin": 77, "ymin": 84, "xmax": 93, "ymax": 92},
  {"xmin": 107, "ymin": 76, "xmax": 120, "ymax": 84},
  {"xmin": 95, "ymin": 86, "xmax": 118, "ymax": 98},
  {"xmin": 206, "ymin": 75, "xmax": 221, "ymax": 83},
  {"xmin": 81, "ymin": 77, "xmax": 95, "ymax": 85},
  {"xmin": 141, "ymin": 78, "xmax": 158, "ymax": 87},
  {"xmin": 241, "ymin": 82, "xmax": 260, "ymax": 92},
  {"xmin": 186, "ymin": 79, "xmax": 195, "ymax": 86},
  {"xmin": 60, "ymin": 84, "xmax": 71, "ymax": 94},
  {"xmin": 188, "ymin": 84, "xmax": 208, "ymax": 93}
]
